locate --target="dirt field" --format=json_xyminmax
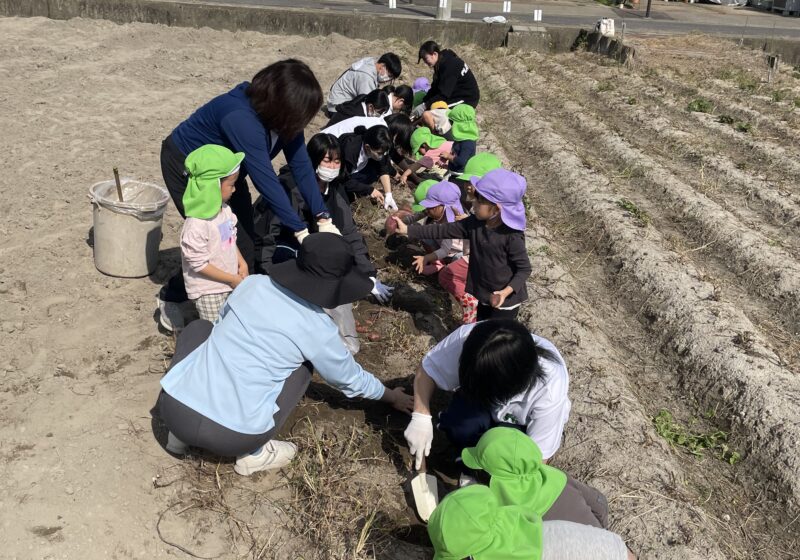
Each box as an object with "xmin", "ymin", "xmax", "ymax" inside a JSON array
[{"xmin": 1, "ymin": 16, "xmax": 799, "ymax": 560}]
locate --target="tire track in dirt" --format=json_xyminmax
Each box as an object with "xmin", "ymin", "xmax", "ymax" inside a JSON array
[
  {"xmin": 470, "ymin": 53, "xmax": 800, "ymax": 526},
  {"xmin": 529, "ymin": 54, "xmax": 800, "ymax": 242},
  {"xmin": 545, "ymin": 52, "xmax": 800, "ymax": 183},
  {"xmin": 491, "ymin": 50, "xmax": 800, "ymax": 338}
]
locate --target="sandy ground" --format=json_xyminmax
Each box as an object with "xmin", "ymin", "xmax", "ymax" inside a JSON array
[{"xmin": 1, "ymin": 15, "xmax": 799, "ymax": 560}]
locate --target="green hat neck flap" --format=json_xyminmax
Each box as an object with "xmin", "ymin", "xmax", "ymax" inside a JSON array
[
  {"xmin": 411, "ymin": 127, "xmax": 447, "ymax": 160},
  {"xmin": 183, "ymin": 144, "xmax": 245, "ymax": 219},
  {"xmin": 447, "ymin": 104, "xmax": 479, "ymax": 142},
  {"xmin": 461, "ymin": 427, "xmax": 567, "ymax": 515},
  {"xmin": 428, "ymin": 485, "xmax": 543, "ymax": 560}
]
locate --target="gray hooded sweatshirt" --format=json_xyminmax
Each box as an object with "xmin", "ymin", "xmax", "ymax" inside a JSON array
[{"xmin": 327, "ymin": 57, "xmax": 378, "ymax": 112}]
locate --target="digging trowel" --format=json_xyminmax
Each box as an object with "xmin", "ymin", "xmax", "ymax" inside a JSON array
[{"xmin": 410, "ymin": 456, "xmax": 439, "ymax": 522}]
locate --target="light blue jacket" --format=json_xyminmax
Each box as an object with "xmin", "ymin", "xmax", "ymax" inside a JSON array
[{"xmin": 161, "ymin": 275, "xmax": 385, "ymax": 434}]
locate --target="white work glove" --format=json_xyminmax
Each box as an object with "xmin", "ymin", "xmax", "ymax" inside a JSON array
[
  {"xmin": 404, "ymin": 412, "xmax": 434, "ymax": 470},
  {"xmin": 294, "ymin": 228, "xmax": 309, "ymax": 244},
  {"xmin": 412, "ymin": 103, "xmax": 426, "ymax": 119},
  {"xmin": 370, "ymin": 277, "xmax": 394, "ymax": 304},
  {"xmin": 317, "ymin": 220, "xmax": 341, "ymax": 236},
  {"xmin": 383, "ymin": 192, "xmax": 399, "ymax": 212}
]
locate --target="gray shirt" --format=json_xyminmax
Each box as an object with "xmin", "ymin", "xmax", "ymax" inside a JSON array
[{"xmin": 327, "ymin": 57, "xmax": 378, "ymax": 111}]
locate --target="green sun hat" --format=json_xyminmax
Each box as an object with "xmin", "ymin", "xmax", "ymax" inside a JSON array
[
  {"xmin": 428, "ymin": 485, "xmax": 543, "ymax": 560},
  {"xmin": 462, "ymin": 427, "xmax": 568, "ymax": 515},
  {"xmin": 447, "ymin": 104, "xmax": 479, "ymax": 142},
  {"xmin": 183, "ymin": 144, "xmax": 245, "ymax": 219},
  {"xmin": 412, "ymin": 179, "xmax": 438, "ymax": 212},
  {"xmin": 456, "ymin": 152, "xmax": 502, "ymax": 182},
  {"xmin": 413, "ymin": 90, "xmax": 427, "ymax": 109},
  {"xmin": 411, "ymin": 127, "xmax": 447, "ymax": 160}
]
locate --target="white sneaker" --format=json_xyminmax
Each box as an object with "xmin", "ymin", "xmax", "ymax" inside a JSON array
[
  {"xmin": 234, "ymin": 440, "xmax": 297, "ymax": 476},
  {"xmin": 459, "ymin": 473, "xmax": 477, "ymax": 488},
  {"xmin": 157, "ymin": 294, "xmax": 184, "ymax": 332},
  {"xmin": 166, "ymin": 431, "xmax": 189, "ymax": 455}
]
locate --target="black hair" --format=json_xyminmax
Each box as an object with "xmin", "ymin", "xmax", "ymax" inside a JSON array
[
  {"xmin": 385, "ymin": 84, "xmax": 413, "ymax": 114},
  {"xmin": 458, "ymin": 320, "xmax": 557, "ymax": 409},
  {"xmin": 246, "ymin": 59, "xmax": 323, "ymax": 140},
  {"xmin": 363, "ymin": 89, "xmax": 391, "ymax": 114},
  {"xmin": 306, "ymin": 133, "xmax": 341, "ymax": 170},
  {"xmin": 378, "ymin": 52, "xmax": 402, "ymax": 79},
  {"xmin": 359, "ymin": 125, "xmax": 393, "ymax": 155},
  {"xmin": 418, "ymin": 40, "xmax": 440, "ymax": 63},
  {"xmin": 384, "ymin": 113, "xmax": 414, "ymax": 156}
]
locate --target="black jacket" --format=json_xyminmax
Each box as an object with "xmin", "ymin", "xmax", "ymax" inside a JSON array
[
  {"xmin": 253, "ymin": 167, "xmax": 376, "ymax": 277},
  {"xmin": 423, "ymin": 49, "xmax": 480, "ymax": 109},
  {"xmin": 339, "ymin": 132, "xmax": 395, "ymax": 199},
  {"xmin": 324, "ymin": 96, "xmax": 368, "ymax": 128},
  {"xmin": 407, "ymin": 215, "xmax": 529, "ymax": 306}
]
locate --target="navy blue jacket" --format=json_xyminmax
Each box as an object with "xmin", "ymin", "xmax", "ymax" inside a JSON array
[{"xmin": 171, "ymin": 82, "xmax": 326, "ymax": 232}]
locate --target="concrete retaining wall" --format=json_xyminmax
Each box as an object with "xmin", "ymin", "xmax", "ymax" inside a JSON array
[{"xmin": 0, "ymin": 0, "xmax": 519, "ymax": 49}]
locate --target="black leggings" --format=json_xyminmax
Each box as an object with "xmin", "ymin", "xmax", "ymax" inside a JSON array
[
  {"xmin": 157, "ymin": 320, "xmax": 312, "ymax": 457},
  {"xmin": 159, "ymin": 135, "xmax": 256, "ymax": 302}
]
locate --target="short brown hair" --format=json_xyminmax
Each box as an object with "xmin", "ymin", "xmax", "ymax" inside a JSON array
[{"xmin": 246, "ymin": 59, "xmax": 323, "ymax": 140}]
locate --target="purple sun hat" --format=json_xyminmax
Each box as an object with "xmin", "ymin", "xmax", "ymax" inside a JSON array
[
  {"xmin": 419, "ymin": 180, "xmax": 464, "ymax": 223},
  {"xmin": 470, "ymin": 169, "xmax": 527, "ymax": 231},
  {"xmin": 412, "ymin": 77, "xmax": 431, "ymax": 93}
]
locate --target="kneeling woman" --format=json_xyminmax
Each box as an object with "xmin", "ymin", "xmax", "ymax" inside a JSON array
[{"xmin": 157, "ymin": 234, "xmax": 413, "ymax": 475}]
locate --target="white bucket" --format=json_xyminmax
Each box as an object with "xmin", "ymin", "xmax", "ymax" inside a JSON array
[{"xmin": 89, "ymin": 178, "xmax": 170, "ymax": 278}]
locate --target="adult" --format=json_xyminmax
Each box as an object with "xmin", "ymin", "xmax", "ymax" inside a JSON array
[
  {"xmin": 157, "ymin": 59, "xmax": 337, "ymax": 332},
  {"xmin": 403, "ymin": 319, "xmax": 571, "ymax": 469},
  {"xmin": 252, "ymin": 133, "xmax": 393, "ymax": 304},
  {"xmin": 338, "ymin": 125, "xmax": 398, "ymax": 210},
  {"xmin": 326, "ymin": 53, "xmax": 402, "ymax": 113},
  {"xmin": 415, "ymin": 41, "xmax": 480, "ymax": 135},
  {"xmin": 382, "ymin": 84, "xmax": 414, "ymax": 115},
  {"xmin": 324, "ymin": 89, "xmax": 392, "ymax": 129},
  {"xmin": 158, "ymin": 233, "xmax": 414, "ymax": 475}
]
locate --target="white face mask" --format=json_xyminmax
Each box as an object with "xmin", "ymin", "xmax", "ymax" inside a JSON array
[
  {"xmin": 316, "ymin": 165, "xmax": 340, "ymax": 183},
  {"xmin": 378, "ymin": 72, "xmax": 392, "ymax": 83}
]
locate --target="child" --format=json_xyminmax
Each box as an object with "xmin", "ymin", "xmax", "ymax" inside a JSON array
[
  {"xmin": 338, "ymin": 125, "xmax": 398, "ymax": 210},
  {"xmin": 444, "ymin": 104, "xmax": 479, "ymax": 175},
  {"xmin": 428, "ymin": 485, "xmax": 634, "ymax": 560},
  {"xmin": 461, "ymin": 427, "xmax": 610, "ymax": 529},
  {"xmin": 411, "ymin": 181, "xmax": 477, "ymax": 324},
  {"xmin": 452, "ymin": 152, "xmax": 502, "ymax": 213},
  {"xmin": 393, "ymin": 168, "xmax": 531, "ymax": 321},
  {"xmin": 399, "ymin": 127, "xmax": 453, "ymax": 186},
  {"xmin": 180, "ymin": 145, "xmax": 249, "ymax": 323}
]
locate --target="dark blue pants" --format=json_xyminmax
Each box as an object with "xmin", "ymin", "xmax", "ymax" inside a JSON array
[{"xmin": 437, "ymin": 392, "xmax": 524, "ymax": 450}]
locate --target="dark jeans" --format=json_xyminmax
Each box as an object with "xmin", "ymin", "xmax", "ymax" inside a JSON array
[
  {"xmin": 437, "ymin": 392, "xmax": 524, "ymax": 450},
  {"xmin": 159, "ymin": 135, "xmax": 256, "ymax": 302},
  {"xmin": 476, "ymin": 304, "xmax": 520, "ymax": 322},
  {"xmin": 157, "ymin": 320, "xmax": 312, "ymax": 457}
]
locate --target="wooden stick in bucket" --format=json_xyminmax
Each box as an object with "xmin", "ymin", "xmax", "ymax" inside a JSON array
[{"xmin": 113, "ymin": 167, "xmax": 124, "ymax": 202}]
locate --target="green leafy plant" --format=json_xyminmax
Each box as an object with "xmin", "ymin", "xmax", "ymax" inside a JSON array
[
  {"xmin": 653, "ymin": 410, "xmax": 741, "ymax": 465},
  {"xmin": 718, "ymin": 114, "xmax": 735, "ymax": 125},
  {"xmin": 687, "ymin": 98, "xmax": 713, "ymax": 113},
  {"xmin": 626, "ymin": 97, "xmax": 637, "ymax": 105},
  {"xmin": 735, "ymin": 121, "xmax": 752, "ymax": 133},
  {"xmin": 617, "ymin": 198, "xmax": 650, "ymax": 226}
]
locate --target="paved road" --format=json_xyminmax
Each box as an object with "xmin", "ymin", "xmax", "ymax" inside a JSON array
[{"xmin": 194, "ymin": 0, "xmax": 800, "ymax": 38}]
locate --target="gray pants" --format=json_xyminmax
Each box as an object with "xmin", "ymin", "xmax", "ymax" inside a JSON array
[
  {"xmin": 544, "ymin": 477, "xmax": 609, "ymax": 529},
  {"xmin": 542, "ymin": 521, "xmax": 628, "ymax": 560},
  {"xmin": 158, "ymin": 320, "xmax": 312, "ymax": 457}
]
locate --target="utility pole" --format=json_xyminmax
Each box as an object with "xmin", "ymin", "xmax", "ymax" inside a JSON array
[{"xmin": 645, "ymin": 0, "xmax": 653, "ymax": 18}]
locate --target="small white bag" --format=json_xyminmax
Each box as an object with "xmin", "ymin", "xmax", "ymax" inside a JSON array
[{"xmin": 595, "ymin": 18, "xmax": 615, "ymax": 37}]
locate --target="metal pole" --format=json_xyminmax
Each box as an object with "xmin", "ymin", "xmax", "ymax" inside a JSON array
[
  {"xmin": 645, "ymin": 0, "xmax": 652, "ymax": 17},
  {"xmin": 436, "ymin": 0, "xmax": 451, "ymax": 20}
]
